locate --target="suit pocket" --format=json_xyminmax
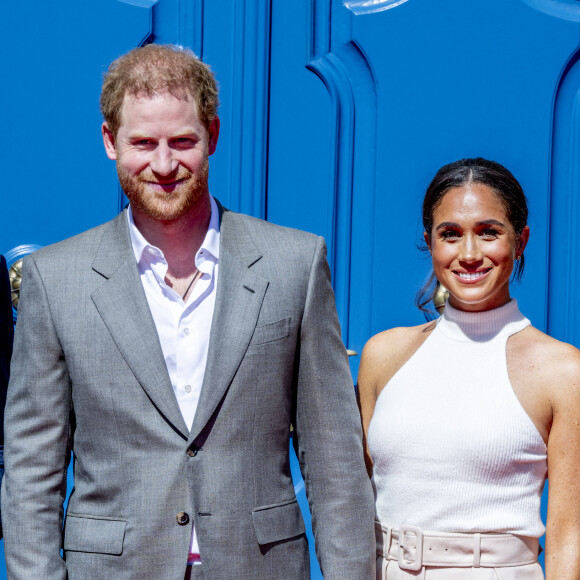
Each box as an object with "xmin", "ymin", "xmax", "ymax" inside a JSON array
[
  {"xmin": 249, "ymin": 317, "xmax": 291, "ymax": 346},
  {"xmin": 251, "ymin": 498, "xmax": 306, "ymax": 545},
  {"xmin": 63, "ymin": 513, "xmax": 128, "ymax": 555}
]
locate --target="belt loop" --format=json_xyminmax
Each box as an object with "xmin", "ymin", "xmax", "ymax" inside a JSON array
[
  {"xmin": 473, "ymin": 533, "xmax": 481, "ymax": 568},
  {"xmin": 382, "ymin": 525, "xmax": 392, "ymax": 558},
  {"xmin": 375, "ymin": 521, "xmax": 392, "ymax": 558}
]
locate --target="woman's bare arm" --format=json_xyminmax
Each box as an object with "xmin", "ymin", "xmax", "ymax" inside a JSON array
[{"xmin": 544, "ymin": 342, "xmax": 580, "ymax": 579}]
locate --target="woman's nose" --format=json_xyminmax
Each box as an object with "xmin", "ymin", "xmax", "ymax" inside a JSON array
[{"xmin": 459, "ymin": 234, "xmax": 483, "ymax": 262}]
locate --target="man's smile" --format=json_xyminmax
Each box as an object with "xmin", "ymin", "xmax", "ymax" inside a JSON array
[{"xmin": 145, "ymin": 178, "xmax": 186, "ymax": 189}]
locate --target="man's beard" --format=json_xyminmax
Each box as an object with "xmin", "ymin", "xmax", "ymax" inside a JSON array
[{"xmin": 117, "ymin": 160, "xmax": 209, "ymax": 222}]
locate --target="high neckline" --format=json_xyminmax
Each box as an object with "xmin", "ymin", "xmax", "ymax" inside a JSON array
[{"xmin": 438, "ymin": 299, "xmax": 530, "ymax": 342}]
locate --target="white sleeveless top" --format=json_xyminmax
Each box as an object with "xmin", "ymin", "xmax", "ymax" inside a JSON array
[{"xmin": 368, "ymin": 300, "xmax": 547, "ymax": 537}]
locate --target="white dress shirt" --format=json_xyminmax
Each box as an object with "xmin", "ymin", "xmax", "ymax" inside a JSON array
[{"xmin": 127, "ymin": 195, "xmax": 220, "ymax": 558}]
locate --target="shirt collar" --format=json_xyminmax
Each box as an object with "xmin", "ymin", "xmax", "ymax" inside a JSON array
[{"xmin": 127, "ymin": 195, "xmax": 221, "ymax": 270}]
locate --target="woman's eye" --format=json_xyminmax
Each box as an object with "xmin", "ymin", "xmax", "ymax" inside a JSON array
[
  {"xmin": 481, "ymin": 228, "xmax": 499, "ymax": 239},
  {"xmin": 441, "ymin": 230, "xmax": 460, "ymax": 240}
]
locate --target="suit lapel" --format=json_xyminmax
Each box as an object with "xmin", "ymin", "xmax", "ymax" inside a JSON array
[
  {"xmin": 90, "ymin": 213, "xmax": 189, "ymax": 439},
  {"xmin": 189, "ymin": 210, "xmax": 268, "ymax": 444}
]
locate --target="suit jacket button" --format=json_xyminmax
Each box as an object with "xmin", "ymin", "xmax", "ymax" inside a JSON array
[
  {"xmin": 187, "ymin": 447, "xmax": 198, "ymax": 457},
  {"xmin": 176, "ymin": 512, "xmax": 190, "ymax": 525}
]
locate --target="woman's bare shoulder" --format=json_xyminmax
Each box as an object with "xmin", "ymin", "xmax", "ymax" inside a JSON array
[
  {"xmin": 512, "ymin": 326, "xmax": 580, "ymax": 395},
  {"xmin": 359, "ymin": 321, "xmax": 435, "ymax": 392},
  {"xmin": 362, "ymin": 322, "xmax": 434, "ymax": 357},
  {"xmin": 516, "ymin": 326, "xmax": 580, "ymax": 362}
]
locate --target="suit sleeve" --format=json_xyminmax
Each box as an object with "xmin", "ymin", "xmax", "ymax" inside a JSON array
[
  {"xmin": 294, "ymin": 236, "xmax": 375, "ymax": 579},
  {"xmin": 2, "ymin": 255, "xmax": 71, "ymax": 579}
]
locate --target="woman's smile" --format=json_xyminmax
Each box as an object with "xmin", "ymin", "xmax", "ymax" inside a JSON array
[{"xmin": 453, "ymin": 268, "xmax": 492, "ymax": 283}]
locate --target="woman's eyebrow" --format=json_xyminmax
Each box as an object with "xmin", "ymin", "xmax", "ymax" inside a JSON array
[
  {"xmin": 435, "ymin": 221, "xmax": 460, "ymax": 231},
  {"xmin": 475, "ymin": 219, "xmax": 506, "ymax": 227}
]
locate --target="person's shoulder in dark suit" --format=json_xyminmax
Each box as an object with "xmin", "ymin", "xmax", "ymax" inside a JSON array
[
  {"xmin": 0, "ymin": 255, "xmax": 13, "ymax": 437},
  {"xmin": 0, "ymin": 255, "xmax": 14, "ymax": 539}
]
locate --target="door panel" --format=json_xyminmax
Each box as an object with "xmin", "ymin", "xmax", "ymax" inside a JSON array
[{"xmin": 548, "ymin": 48, "xmax": 580, "ymax": 345}]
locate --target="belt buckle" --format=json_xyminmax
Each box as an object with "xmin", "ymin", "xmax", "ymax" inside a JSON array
[{"xmin": 398, "ymin": 525, "xmax": 423, "ymax": 572}]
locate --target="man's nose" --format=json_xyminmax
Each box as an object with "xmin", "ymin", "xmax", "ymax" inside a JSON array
[{"xmin": 150, "ymin": 143, "xmax": 178, "ymax": 175}]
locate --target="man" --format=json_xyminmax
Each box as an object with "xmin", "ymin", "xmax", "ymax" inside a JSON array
[
  {"xmin": 3, "ymin": 44, "xmax": 375, "ymax": 579},
  {"xmin": 0, "ymin": 255, "xmax": 13, "ymax": 539}
]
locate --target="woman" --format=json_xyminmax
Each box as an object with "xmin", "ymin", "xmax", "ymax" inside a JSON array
[{"xmin": 358, "ymin": 158, "xmax": 580, "ymax": 579}]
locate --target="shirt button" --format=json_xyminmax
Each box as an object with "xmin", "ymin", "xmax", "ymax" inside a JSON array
[
  {"xmin": 183, "ymin": 328, "xmax": 191, "ymax": 336},
  {"xmin": 176, "ymin": 512, "xmax": 190, "ymax": 525},
  {"xmin": 184, "ymin": 385, "xmax": 192, "ymax": 393}
]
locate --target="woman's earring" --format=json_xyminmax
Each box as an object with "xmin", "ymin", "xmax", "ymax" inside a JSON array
[{"xmin": 433, "ymin": 282, "xmax": 449, "ymax": 315}]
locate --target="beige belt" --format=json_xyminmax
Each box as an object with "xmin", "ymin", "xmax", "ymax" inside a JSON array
[{"xmin": 375, "ymin": 521, "xmax": 540, "ymax": 572}]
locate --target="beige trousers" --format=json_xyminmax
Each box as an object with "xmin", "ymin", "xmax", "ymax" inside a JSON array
[
  {"xmin": 376, "ymin": 522, "xmax": 544, "ymax": 580},
  {"xmin": 377, "ymin": 559, "xmax": 544, "ymax": 579}
]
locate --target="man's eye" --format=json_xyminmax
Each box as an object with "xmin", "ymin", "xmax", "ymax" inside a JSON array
[{"xmin": 173, "ymin": 138, "xmax": 195, "ymax": 147}]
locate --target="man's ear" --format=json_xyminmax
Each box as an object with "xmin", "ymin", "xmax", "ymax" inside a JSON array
[
  {"xmin": 102, "ymin": 123, "xmax": 118, "ymax": 160},
  {"xmin": 207, "ymin": 116, "xmax": 220, "ymax": 156}
]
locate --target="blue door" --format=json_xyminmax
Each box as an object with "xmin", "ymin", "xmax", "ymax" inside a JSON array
[
  {"xmin": 2, "ymin": 0, "xmax": 580, "ymax": 577},
  {"xmin": 267, "ymin": 2, "xmax": 580, "ymax": 569}
]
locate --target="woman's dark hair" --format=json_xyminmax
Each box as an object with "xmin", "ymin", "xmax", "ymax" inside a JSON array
[{"xmin": 417, "ymin": 157, "xmax": 529, "ymax": 313}]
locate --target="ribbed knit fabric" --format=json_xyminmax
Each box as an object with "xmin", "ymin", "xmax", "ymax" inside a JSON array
[{"xmin": 369, "ymin": 299, "xmax": 547, "ymax": 537}]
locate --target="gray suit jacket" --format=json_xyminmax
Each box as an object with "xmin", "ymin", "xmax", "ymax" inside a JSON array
[{"xmin": 3, "ymin": 205, "xmax": 375, "ymax": 579}]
